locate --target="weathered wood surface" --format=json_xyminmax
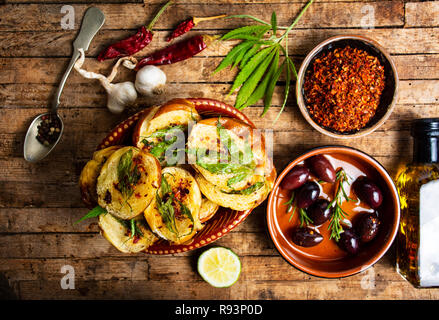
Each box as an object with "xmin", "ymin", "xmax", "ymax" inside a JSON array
[{"xmin": 1, "ymin": 0, "xmax": 439, "ymax": 300}]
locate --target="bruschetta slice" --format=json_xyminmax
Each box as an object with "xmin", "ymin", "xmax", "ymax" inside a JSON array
[
  {"xmin": 99, "ymin": 213, "xmax": 157, "ymax": 253},
  {"xmin": 133, "ymin": 99, "xmax": 201, "ymax": 166},
  {"xmin": 97, "ymin": 146, "xmax": 161, "ymax": 220},
  {"xmin": 144, "ymin": 166, "xmax": 203, "ymax": 244},
  {"xmin": 199, "ymin": 197, "xmax": 220, "ymax": 223},
  {"xmin": 79, "ymin": 145, "xmax": 122, "ymax": 208},
  {"xmin": 187, "ymin": 117, "xmax": 268, "ymax": 192}
]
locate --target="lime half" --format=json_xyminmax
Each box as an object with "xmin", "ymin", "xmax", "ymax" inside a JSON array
[{"xmin": 197, "ymin": 247, "xmax": 241, "ymax": 288}]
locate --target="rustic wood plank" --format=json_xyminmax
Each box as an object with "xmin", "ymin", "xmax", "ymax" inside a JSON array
[
  {"xmin": 2, "ymin": 28, "xmax": 439, "ymax": 58},
  {"xmin": 0, "ymin": 254, "xmax": 407, "ymax": 282},
  {"xmin": 405, "ymin": 1, "xmax": 439, "ymax": 27},
  {"xmin": 0, "ymin": 232, "xmax": 276, "ymax": 258},
  {"xmin": 13, "ymin": 278, "xmax": 439, "ymax": 300},
  {"xmin": 0, "ymin": 257, "xmax": 150, "ymax": 281},
  {"xmin": 4, "ymin": 0, "xmax": 395, "ymax": 4},
  {"xmin": 0, "ymin": 208, "xmax": 100, "ymax": 233},
  {"xmin": 2, "ymin": 54, "xmax": 439, "ymax": 87},
  {"xmin": 0, "ymin": 2, "xmax": 403, "ymax": 32}
]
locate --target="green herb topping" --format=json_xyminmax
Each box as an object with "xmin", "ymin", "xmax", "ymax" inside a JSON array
[
  {"xmin": 141, "ymin": 125, "xmax": 186, "ymax": 165},
  {"xmin": 221, "ymin": 181, "xmax": 265, "ymax": 195},
  {"xmin": 74, "ymin": 205, "xmax": 107, "ymax": 224},
  {"xmin": 155, "ymin": 173, "xmax": 194, "ymax": 238},
  {"xmin": 117, "ymin": 149, "xmax": 141, "ymax": 200},
  {"xmin": 190, "ymin": 118, "xmax": 256, "ymax": 188}
]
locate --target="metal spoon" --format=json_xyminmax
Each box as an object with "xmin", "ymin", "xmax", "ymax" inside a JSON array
[{"xmin": 23, "ymin": 7, "xmax": 105, "ymax": 162}]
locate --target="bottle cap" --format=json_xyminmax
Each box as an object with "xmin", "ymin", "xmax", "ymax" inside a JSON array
[{"xmin": 411, "ymin": 118, "xmax": 439, "ymax": 138}]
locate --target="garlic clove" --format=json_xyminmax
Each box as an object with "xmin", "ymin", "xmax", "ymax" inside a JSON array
[
  {"xmin": 135, "ymin": 65, "xmax": 167, "ymax": 96},
  {"xmin": 106, "ymin": 81, "xmax": 138, "ymax": 114}
]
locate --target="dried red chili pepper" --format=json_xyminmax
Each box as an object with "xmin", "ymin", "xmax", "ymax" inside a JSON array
[
  {"xmin": 167, "ymin": 14, "xmax": 226, "ymax": 42},
  {"xmin": 97, "ymin": 26, "xmax": 152, "ymax": 62},
  {"xmin": 97, "ymin": 1, "xmax": 172, "ymax": 61},
  {"xmin": 135, "ymin": 35, "xmax": 217, "ymax": 70}
]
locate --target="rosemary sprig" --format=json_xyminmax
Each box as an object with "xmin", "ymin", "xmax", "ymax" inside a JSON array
[
  {"xmin": 327, "ymin": 169, "xmax": 352, "ymax": 241},
  {"xmin": 215, "ymin": 0, "xmax": 314, "ymax": 120},
  {"xmin": 284, "ymin": 191, "xmax": 313, "ymax": 226},
  {"xmin": 299, "ymin": 208, "xmax": 313, "ymax": 227}
]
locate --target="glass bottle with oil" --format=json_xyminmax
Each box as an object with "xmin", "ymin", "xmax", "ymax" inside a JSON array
[{"xmin": 396, "ymin": 118, "xmax": 439, "ymax": 288}]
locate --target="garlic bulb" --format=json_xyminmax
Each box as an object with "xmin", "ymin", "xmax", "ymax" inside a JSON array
[
  {"xmin": 134, "ymin": 65, "xmax": 167, "ymax": 96},
  {"xmin": 106, "ymin": 82, "xmax": 137, "ymax": 114},
  {"xmin": 74, "ymin": 48, "xmax": 137, "ymax": 114}
]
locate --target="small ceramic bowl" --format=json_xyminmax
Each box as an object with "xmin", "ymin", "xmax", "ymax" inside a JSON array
[
  {"xmin": 266, "ymin": 146, "xmax": 400, "ymax": 278},
  {"xmin": 296, "ymin": 35, "xmax": 399, "ymax": 139},
  {"xmin": 97, "ymin": 98, "xmax": 276, "ymax": 255}
]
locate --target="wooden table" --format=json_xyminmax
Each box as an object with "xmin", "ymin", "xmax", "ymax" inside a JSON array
[{"xmin": 1, "ymin": 0, "xmax": 439, "ymax": 300}]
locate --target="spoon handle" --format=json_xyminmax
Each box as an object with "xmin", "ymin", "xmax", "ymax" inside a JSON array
[
  {"xmin": 51, "ymin": 51, "xmax": 80, "ymax": 112},
  {"xmin": 51, "ymin": 7, "xmax": 105, "ymax": 112}
]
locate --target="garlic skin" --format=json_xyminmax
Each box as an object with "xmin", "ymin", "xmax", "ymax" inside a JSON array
[
  {"xmin": 74, "ymin": 48, "xmax": 138, "ymax": 114},
  {"xmin": 135, "ymin": 65, "xmax": 167, "ymax": 96},
  {"xmin": 106, "ymin": 82, "xmax": 138, "ymax": 114}
]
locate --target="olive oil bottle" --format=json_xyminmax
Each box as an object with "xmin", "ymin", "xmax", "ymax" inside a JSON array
[{"xmin": 396, "ymin": 118, "xmax": 439, "ymax": 288}]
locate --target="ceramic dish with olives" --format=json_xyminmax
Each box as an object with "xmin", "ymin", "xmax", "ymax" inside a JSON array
[
  {"xmin": 282, "ymin": 154, "xmax": 383, "ymax": 255},
  {"xmin": 266, "ymin": 146, "xmax": 400, "ymax": 278}
]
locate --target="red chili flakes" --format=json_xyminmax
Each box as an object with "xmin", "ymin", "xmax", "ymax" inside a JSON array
[{"xmin": 304, "ymin": 46, "xmax": 386, "ymax": 132}]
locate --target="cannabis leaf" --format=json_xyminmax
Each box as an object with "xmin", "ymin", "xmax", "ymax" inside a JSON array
[{"xmin": 215, "ymin": 0, "xmax": 314, "ymax": 121}]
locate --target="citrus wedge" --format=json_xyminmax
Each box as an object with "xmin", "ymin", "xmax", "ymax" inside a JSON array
[{"xmin": 197, "ymin": 247, "xmax": 241, "ymax": 288}]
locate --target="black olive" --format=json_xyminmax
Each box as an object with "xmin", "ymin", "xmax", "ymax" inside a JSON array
[
  {"xmin": 291, "ymin": 227, "xmax": 323, "ymax": 247},
  {"xmin": 281, "ymin": 166, "xmax": 310, "ymax": 190},
  {"xmin": 352, "ymin": 176, "xmax": 383, "ymax": 209},
  {"xmin": 355, "ymin": 212, "xmax": 380, "ymax": 243},
  {"xmin": 296, "ymin": 181, "xmax": 320, "ymax": 208},
  {"xmin": 306, "ymin": 155, "xmax": 336, "ymax": 183},
  {"xmin": 337, "ymin": 228, "xmax": 360, "ymax": 255},
  {"xmin": 307, "ymin": 199, "xmax": 333, "ymax": 225}
]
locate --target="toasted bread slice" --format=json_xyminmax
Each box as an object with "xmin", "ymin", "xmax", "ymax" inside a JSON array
[
  {"xmin": 195, "ymin": 172, "xmax": 270, "ymax": 211},
  {"xmin": 187, "ymin": 117, "xmax": 268, "ymax": 192},
  {"xmin": 144, "ymin": 166, "xmax": 203, "ymax": 244},
  {"xmin": 79, "ymin": 146, "xmax": 122, "ymax": 208},
  {"xmin": 99, "ymin": 213, "xmax": 157, "ymax": 253},
  {"xmin": 133, "ymin": 99, "xmax": 201, "ymax": 166},
  {"xmin": 199, "ymin": 197, "xmax": 220, "ymax": 223},
  {"xmin": 97, "ymin": 146, "xmax": 161, "ymax": 220}
]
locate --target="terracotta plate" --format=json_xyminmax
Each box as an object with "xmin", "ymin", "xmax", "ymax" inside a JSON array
[{"xmin": 97, "ymin": 98, "xmax": 276, "ymax": 255}]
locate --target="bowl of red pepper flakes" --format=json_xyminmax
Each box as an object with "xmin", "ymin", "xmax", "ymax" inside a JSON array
[{"xmin": 296, "ymin": 35, "xmax": 399, "ymax": 139}]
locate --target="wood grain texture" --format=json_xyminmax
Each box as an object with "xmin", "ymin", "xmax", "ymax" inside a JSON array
[
  {"xmin": 0, "ymin": 2, "xmax": 404, "ymax": 32},
  {"xmin": 2, "ymin": 54, "xmax": 439, "ymax": 85},
  {"xmin": 3, "ymin": 28, "xmax": 439, "ymax": 58},
  {"xmin": 1, "ymin": 0, "xmax": 439, "ymax": 300}
]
